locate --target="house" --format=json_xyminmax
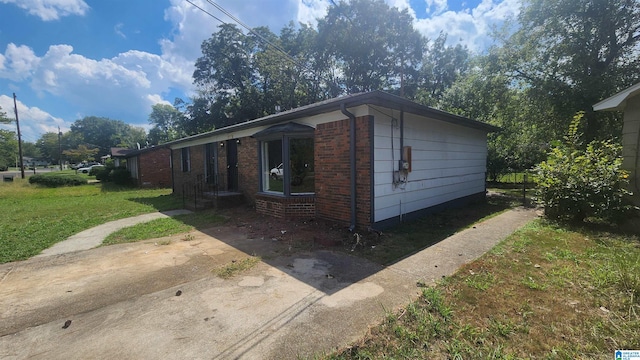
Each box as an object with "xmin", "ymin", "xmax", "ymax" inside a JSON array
[
  {"xmin": 593, "ymin": 83, "xmax": 640, "ymax": 205},
  {"xmin": 110, "ymin": 147, "xmax": 134, "ymax": 167},
  {"xmin": 169, "ymin": 91, "xmax": 499, "ymax": 230},
  {"xmin": 121, "ymin": 145, "xmax": 172, "ymax": 188}
]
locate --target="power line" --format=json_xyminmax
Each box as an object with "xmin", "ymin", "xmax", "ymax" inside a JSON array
[{"xmin": 185, "ymin": 0, "xmax": 328, "ymax": 86}]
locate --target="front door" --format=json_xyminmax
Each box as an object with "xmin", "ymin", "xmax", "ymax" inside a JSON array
[
  {"xmin": 205, "ymin": 143, "xmax": 217, "ymax": 185},
  {"xmin": 226, "ymin": 140, "xmax": 238, "ymax": 191}
]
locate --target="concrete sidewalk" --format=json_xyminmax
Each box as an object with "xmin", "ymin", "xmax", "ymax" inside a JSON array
[
  {"xmin": 37, "ymin": 209, "xmax": 192, "ymax": 257},
  {"xmin": 1, "ymin": 207, "xmax": 538, "ymax": 360}
]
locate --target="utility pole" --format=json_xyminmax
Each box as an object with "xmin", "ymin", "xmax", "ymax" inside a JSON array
[
  {"xmin": 58, "ymin": 126, "xmax": 63, "ymax": 171},
  {"xmin": 13, "ymin": 93, "xmax": 24, "ymax": 179}
]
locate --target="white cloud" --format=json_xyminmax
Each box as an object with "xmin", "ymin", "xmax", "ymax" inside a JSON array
[
  {"xmin": 0, "ymin": 43, "xmax": 191, "ymax": 128},
  {"xmin": 413, "ymin": 0, "xmax": 520, "ymax": 52},
  {"xmin": 114, "ymin": 23, "xmax": 126, "ymax": 39},
  {"xmin": 0, "ymin": 0, "xmax": 89, "ymax": 21},
  {"xmin": 0, "ymin": 94, "xmax": 68, "ymax": 143},
  {"xmin": 0, "ymin": 44, "xmax": 40, "ymax": 81},
  {"xmin": 425, "ymin": 0, "xmax": 448, "ymax": 15},
  {"xmin": 297, "ymin": 0, "xmax": 330, "ymax": 26}
]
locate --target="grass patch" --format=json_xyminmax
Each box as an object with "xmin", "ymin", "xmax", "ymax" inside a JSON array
[
  {"xmin": 324, "ymin": 220, "xmax": 640, "ymax": 359},
  {"xmin": 103, "ymin": 211, "xmax": 226, "ymax": 245},
  {"xmin": 0, "ymin": 178, "xmax": 182, "ymax": 263},
  {"xmin": 213, "ymin": 256, "xmax": 261, "ymax": 279}
]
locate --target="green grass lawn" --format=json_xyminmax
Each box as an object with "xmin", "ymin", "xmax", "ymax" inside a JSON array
[
  {"xmin": 324, "ymin": 220, "xmax": 640, "ymax": 359},
  {"xmin": 103, "ymin": 210, "xmax": 226, "ymax": 245},
  {"xmin": 0, "ymin": 178, "xmax": 182, "ymax": 263}
]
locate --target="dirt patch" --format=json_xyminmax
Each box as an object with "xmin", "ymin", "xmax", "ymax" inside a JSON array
[{"xmin": 0, "ymin": 207, "xmax": 351, "ymax": 336}]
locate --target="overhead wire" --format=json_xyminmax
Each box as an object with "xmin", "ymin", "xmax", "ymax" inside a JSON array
[{"xmin": 185, "ymin": 0, "xmax": 337, "ymax": 92}]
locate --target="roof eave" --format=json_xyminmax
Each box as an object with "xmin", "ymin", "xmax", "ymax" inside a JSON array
[
  {"xmin": 167, "ymin": 91, "xmax": 499, "ymax": 147},
  {"xmin": 593, "ymin": 82, "xmax": 640, "ymax": 112}
]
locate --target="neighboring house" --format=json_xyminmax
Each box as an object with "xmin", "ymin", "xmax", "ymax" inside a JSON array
[
  {"xmin": 169, "ymin": 91, "xmax": 499, "ymax": 230},
  {"xmin": 594, "ymin": 82, "xmax": 640, "ymax": 205},
  {"xmin": 122, "ymin": 146, "xmax": 172, "ymax": 188},
  {"xmin": 23, "ymin": 157, "xmax": 50, "ymax": 167},
  {"xmin": 110, "ymin": 147, "xmax": 134, "ymax": 167}
]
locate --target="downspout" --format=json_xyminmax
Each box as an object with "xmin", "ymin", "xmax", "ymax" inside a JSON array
[
  {"xmin": 170, "ymin": 149, "xmax": 175, "ymax": 193},
  {"xmin": 634, "ymin": 123, "xmax": 640, "ymax": 195},
  {"xmin": 341, "ymin": 103, "xmax": 357, "ymax": 232},
  {"xmin": 399, "ymin": 110, "xmax": 404, "ymax": 161}
]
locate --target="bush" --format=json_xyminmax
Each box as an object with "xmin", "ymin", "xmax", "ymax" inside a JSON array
[
  {"xmin": 535, "ymin": 113, "xmax": 634, "ymax": 223},
  {"xmin": 94, "ymin": 167, "xmax": 111, "ymax": 182},
  {"xmin": 29, "ymin": 174, "xmax": 87, "ymax": 187},
  {"xmin": 88, "ymin": 165, "xmax": 105, "ymax": 177},
  {"xmin": 111, "ymin": 167, "xmax": 132, "ymax": 186}
]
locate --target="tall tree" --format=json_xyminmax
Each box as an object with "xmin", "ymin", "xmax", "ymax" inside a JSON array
[
  {"xmin": 498, "ymin": 0, "xmax": 640, "ymax": 141},
  {"xmin": 193, "ymin": 23, "xmax": 260, "ymax": 126},
  {"xmin": 147, "ymin": 103, "xmax": 187, "ymax": 144},
  {"xmin": 0, "ymin": 106, "xmax": 11, "ymax": 124},
  {"xmin": 0, "ymin": 130, "xmax": 17, "ymax": 169},
  {"xmin": 416, "ymin": 32, "xmax": 470, "ymax": 105},
  {"xmin": 70, "ymin": 116, "xmax": 146, "ymax": 156},
  {"xmin": 62, "ymin": 145, "xmax": 100, "ymax": 163},
  {"xmin": 317, "ymin": 0, "xmax": 423, "ymax": 94}
]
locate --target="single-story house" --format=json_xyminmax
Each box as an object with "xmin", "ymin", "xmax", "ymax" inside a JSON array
[
  {"xmin": 109, "ymin": 146, "xmax": 172, "ymax": 188},
  {"xmin": 593, "ymin": 83, "xmax": 640, "ymax": 205},
  {"xmin": 168, "ymin": 91, "xmax": 499, "ymax": 230}
]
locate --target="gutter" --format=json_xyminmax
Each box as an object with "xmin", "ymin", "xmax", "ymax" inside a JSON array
[{"xmin": 341, "ymin": 103, "xmax": 357, "ymax": 232}]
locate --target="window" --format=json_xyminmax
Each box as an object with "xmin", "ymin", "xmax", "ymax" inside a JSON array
[
  {"xmin": 181, "ymin": 147, "xmax": 190, "ymax": 172},
  {"xmin": 262, "ymin": 139, "xmax": 283, "ymax": 193},
  {"xmin": 255, "ymin": 122, "xmax": 315, "ymax": 196},
  {"xmin": 289, "ymin": 138, "xmax": 314, "ymax": 194}
]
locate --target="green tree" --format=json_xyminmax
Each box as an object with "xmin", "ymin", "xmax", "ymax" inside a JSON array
[
  {"xmin": 0, "ymin": 105, "xmax": 11, "ymax": 124},
  {"xmin": 416, "ymin": 32, "xmax": 470, "ymax": 105},
  {"xmin": 21, "ymin": 142, "xmax": 40, "ymax": 159},
  {"xmin": 317, "ymin": 0, "xmax": 423, "ymax": 94},
  {"xmin": 62, "ymin": 144, "xmax": 100, "ymax": 163},
  {"xmin": 70, "ymin": 116, "xmax": 146, "ymax": 156},
  {"xmin": 147, "ymin": 103, "xmax": 186, "ymax": 144},
  {"xmin": 0, "ymin": 130, "xmax": 18, "ymax": 169},
  {"xmin": 498, "ymin": 0, "xmax": 640, "ymax": 141}
]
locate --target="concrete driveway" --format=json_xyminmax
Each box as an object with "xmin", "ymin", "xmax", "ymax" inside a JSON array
[{"xmin": 0, "ymin": 208, "xmax": 537, "ymax": 359}]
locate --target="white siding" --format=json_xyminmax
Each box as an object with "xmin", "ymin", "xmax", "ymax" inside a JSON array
[
  {"xmin": 128, "ymin": 156, "xmax": 139, "ymax": 179},
  {"xmin": 373, "ymin": 111, "xmax": 488, "ymax": 222}
]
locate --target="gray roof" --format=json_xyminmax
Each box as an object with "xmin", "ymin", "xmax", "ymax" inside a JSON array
[{"xmin": 168, "ymin": 91, "xmax": 500, "ymax": 146}]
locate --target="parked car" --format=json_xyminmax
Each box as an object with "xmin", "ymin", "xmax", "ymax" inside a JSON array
[
  {"xmin": 270, "ymin": 163, "xmax": 283, "ymax": 179},
  {"xmin": 77, "ymin": 164, "xmax": 104, "ymax": 174}
]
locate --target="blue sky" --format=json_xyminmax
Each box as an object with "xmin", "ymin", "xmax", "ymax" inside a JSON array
[{"xmin": 0, "ymin": 0, "xmax": 520, "ymax": 144}]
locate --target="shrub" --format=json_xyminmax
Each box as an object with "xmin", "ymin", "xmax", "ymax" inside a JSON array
[
  {"xmin": 94, "ymin": 167, "xmax": 111, "ymax": 182},
  {"xmin": 535, "ymin": 112, "xmax": 634, "ymax": 223},
  {"xmin": 29, "ymin": 174, "xmax": 87, "ymax": 187},
  {"xmin": 88, "ymin": 165, "xmax": 105, "ymax": 177},
  {"xmin": 111, "ymin": 167, "xmax": 132, "ymax": 186}
]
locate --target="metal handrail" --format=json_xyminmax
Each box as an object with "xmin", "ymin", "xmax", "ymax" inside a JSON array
[{"xmin": 181, "ymin": 174, "xmax": 223, "ymax": 209}]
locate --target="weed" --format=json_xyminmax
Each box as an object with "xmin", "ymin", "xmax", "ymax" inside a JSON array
[
  {"xmin": 464, "ymin": 271, "xmax": 495, "ymax": 291},
  {"xmin": 322, "ymin": 221, "xmax": 640, "ymax": 359},
  {"xmin": 214, "ymin": 256, "xmax": 261, "ymax": 279},
  {"xmin": 182, "ymin": 233, "xmax": 195, "ymax": 241},
  {"xmin": 521, "ymin": 275, "xmax": 548, "ymax": 290}
]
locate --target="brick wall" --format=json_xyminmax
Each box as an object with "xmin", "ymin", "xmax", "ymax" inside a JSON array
[
  {"xmin": 136, "ymin": 148, "xmax": 171, "ymax": 188},
  {"xmin": 255, "ymin": 193, "xmax": 315, "ymax": 218},
  {"xmin": 237, "ymin": 137, "xmax": 259, "ymax": 205},
  {"xmin": 315, "ymin": 116, "xmax": 372, "ymax": 228},
  {"xmin": 172, "ymin": 145, "xmax": 205, "ymax": 195}
]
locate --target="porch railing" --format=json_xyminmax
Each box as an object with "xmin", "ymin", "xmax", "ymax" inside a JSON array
[{"xmin": 181, "ymin": 174, "xmax": 224, "ymax": 209}]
